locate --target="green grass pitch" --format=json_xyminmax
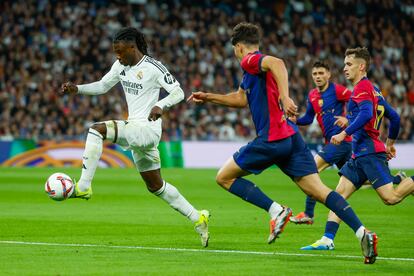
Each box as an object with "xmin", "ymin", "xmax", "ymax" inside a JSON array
[{"xmin": 1, "ymin": 167, "xmax": 413, "ymax": 275}]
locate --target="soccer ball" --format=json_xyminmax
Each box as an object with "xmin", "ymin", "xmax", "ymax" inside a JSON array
[{"xmin": 45, "ymin": 172, "xmax": 74, "ymax": 201}]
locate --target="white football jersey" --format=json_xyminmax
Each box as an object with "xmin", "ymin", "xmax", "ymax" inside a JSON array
[{"xmin": 100, "ymin": 55, "xmax": 180, "ymax": 121}]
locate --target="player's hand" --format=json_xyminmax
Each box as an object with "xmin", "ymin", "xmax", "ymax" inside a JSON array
[
  {"xmin": 60, "ymin": 82, "xmax": 78, "ymax": 95},
  {"xmin": 386, "ymin": 144, "xmax": 396, "ymax": 160},
  {"xmin": 331, "ymin": 131, "xmax": 347, "ymax": 145},
  {"xmin": 386, "ymin": 139, "xmax": 396, "ymax": 160},
  {"xmin": 281, "ymin": 97, "xmax": 298, "ymax": 117},
  {"xmin": 288, "ymin": 115, "xmax": 297, "ymax": 123},
  {"xmin": 187, "ymin": 92, "xmax": 208, "ymax": 104},
  {"xmin": 148, "ymin": 106, "xmax": 163, "ymax": 121},
  {"xmin": 334, "ymin": 116, "xmax": 349, "ymax": 128}
]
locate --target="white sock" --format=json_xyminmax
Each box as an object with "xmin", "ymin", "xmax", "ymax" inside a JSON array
[
  {"xmin": 355, "ymin": 226, "xmax": 366, "ymax": 242},
  {"xmin": 154, "ymin": 181, "xmax": 200, "ymax": 223},
  {"xmin": 78, "ymin": 128, "xmax": 103, "ymax": 192},
  {"xmin": 268, "ymin": 202, "xmax": 283, "ymax": 219},
  {"xmin": 321, "ymin": 236, "xmax": 333, "ymax": 244}
]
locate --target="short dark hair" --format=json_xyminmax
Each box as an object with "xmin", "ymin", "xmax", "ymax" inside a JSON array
[
  {"xmin": 345, "ymin": 47, "xmax": 371, "ymax": 71},
  {"xmin": 113, "ymin": 27, "xmax": 148, "ymax": 55},
  {"xmin": 312, "ymin": 60, "xmax": 330, "ymax": 71},
  {"xmin": 231, "ymin": 22, "xmax": 261, "ymax": 46}
]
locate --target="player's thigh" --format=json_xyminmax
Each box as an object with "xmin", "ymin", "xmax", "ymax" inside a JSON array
[
  {"xmin": 295, "ymin": 173, "xmax": 332, "ymax": 202},
  {"xmin": 216, "ymin": 157, "xmax": 250, "ymax": 189},
  {"xmin": 314, "ymin": 154, "xmax": 330, "ymax": 173},
  {"xmin": 100, "ymin": 120, "xmax": 129, "ymax": 147},
  {"xmin": 132, "ymin": 146, "xmax": 161, "ymax": 173},
  {"xmin": 359, "ymin": 153, "xmax": 393, "ymax": 189},
  {"xmin": 338, "ymin": 158, "xmax": 367, "ymax": 190},
  {"xmin": 334, "ymin": 175, "xmax": 357, "ymax": 200}
]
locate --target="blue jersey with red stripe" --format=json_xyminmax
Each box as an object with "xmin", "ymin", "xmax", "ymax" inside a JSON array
[
  {"xmin": 347, "ymin": 78, "xmax": 386, "ymax": 157},
  {"xmin": 298, "ymin": 82, "xmax": 352, "ymax": 143},
  {"xmin": 239, "ymin": 52, "xmax": 297, "ymax": 141}
]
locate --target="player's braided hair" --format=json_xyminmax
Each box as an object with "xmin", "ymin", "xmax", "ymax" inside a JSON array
[
  {"xmin": 345, "ymin": 47, "xmax": 371, "ymax": 71},
  {"xmin": 231, "ymin": 22, "xmax": 261, "ymax": 46},
  {"xmin": 113, "ymin": 27, "xmax": 148, "ymax": 55}
]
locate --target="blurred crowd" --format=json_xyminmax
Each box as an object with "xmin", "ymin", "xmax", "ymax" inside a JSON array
[{"xmin": 1, "ymin": 0, "xmax": 414, "ymax": 143}]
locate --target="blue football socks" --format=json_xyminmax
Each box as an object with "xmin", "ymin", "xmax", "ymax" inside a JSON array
[
  {"xmin": 324, "ymin": 191, "xmax": 362, "ymax": 232},
  {"xmin": 323, "ymin": 221, "xmax": 340, "ymax": 240},
  {"xmin": 229, "ymin": 178, "xmax": 273, "ymax": 211},
  {"xmin": 305, "ymin": 196, "xmax": 316, "ymax": 218}
]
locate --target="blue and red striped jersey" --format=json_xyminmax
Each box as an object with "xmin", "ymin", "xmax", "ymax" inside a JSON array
[
  {"xmin": 346, "ymin": 77, "xmax": 386, "ymax": 157},
  {"xmin": 297, "ymin": 82, "xmax": 352, "ymax": 143},
  {"xmin": 239, "ymin": 52, "xmax": 297, "ymax": 141}
]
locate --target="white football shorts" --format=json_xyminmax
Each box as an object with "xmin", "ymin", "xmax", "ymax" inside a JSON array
[{"xmin": 103, "ymin": 119, "xmax": 162, "ymax": 172}]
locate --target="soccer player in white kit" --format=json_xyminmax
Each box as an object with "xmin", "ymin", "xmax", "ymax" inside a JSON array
[{"xmin": 60, "ymin": 27, "xmax": 210, "ymax": 247}]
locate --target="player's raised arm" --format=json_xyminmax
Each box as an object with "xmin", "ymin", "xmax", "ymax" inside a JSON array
[
  {"xmin": 261, "ymin": 56, "xmax": 298, "ymax": 117},
  {"xmin": 187, "ymin": 87, "xmax": 248, "ymax": 108},
  {"xmin": 60, "ymin": 61, "xmax": 121, "ymax": 96}
]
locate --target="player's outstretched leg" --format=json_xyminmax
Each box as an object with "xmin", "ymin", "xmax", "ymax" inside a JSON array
[
  {"xmin": 71, "ymin": 124, "xmax": 106, "ymax": 200},
  {"xmin": 296, "ymin": 174, "xmax": 378, "ymax": 263},
  {"xmin": 216, "ymin": 157, "xmax": 290, "ymax": 244},
  {"xmin": 142, "ymin": 169, "xmax": 210, "ymax": 247}
]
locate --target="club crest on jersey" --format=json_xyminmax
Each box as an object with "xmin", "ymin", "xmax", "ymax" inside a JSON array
[
  {"xmin": 318, "ymin": 99, "xmax": 324, "ymax": 107},
  {"xmin": 136, "ymin": 71, "xmax": 143, "ymax": 80}
]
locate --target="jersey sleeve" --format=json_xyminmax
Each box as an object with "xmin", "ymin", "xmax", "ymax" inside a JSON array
[
  {"xmin": 296, "ymin": 97, "xmax": 315, "ymax": 125},
  {"xmin": 77, "ymin": 61, "xmax": 121, "ymax": 95},
  {"xmin": 155, "ymin": 62, "xmax": 180, "ymax": 93},
  {"xmin": 335, "ymin": 84, "xmax": 352, "ymax": 101},
  {"xmin": 382, "ymin": 98, "xmax": 400, "ymax": 139},
  {"xmin": 240, "ymin": 53, "xmax": 265, "ymax": 75}
]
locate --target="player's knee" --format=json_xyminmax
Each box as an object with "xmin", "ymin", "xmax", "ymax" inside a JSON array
[
  {"xmin": 90, "ymin": 123, "xmax": 107, "ymax": 139},
  {"xmin": 381, "ymin": 194, "xmax": 400, "ymax": 205},
  {"xmin": 146, "ymin": 180, "xmax": 163, "ymax": 193},
  {"xmin": 215, "ymin": 173, "xmax": 232, "ymax": 189}
]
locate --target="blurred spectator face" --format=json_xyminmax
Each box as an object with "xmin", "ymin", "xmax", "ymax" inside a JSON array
[
  {"xmin": 344, "ymin": 54, "xmax": 365, "ymax": 83},
  {"xmin": 113, "ymin": 41, "xmax": 136, "ymax": 66},
  {"xmin": 311, "ymin": 67, "xmax": 331, "ymax": 90}
]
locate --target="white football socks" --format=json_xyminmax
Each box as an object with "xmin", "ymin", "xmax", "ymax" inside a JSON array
[
  {"xmin": 78, "ymin": 128, "xmax": 103, "ymax": 192},
  {"xmin": 268, "ymin": 202, "xmax": 284, "ymax": 219},
  {"xmin": 355, "ymin": 226, "xmax": 366, "ymax": 242},
  {"xmin": 154, "ymin": 181, "xmax": 200, "ymax": 222}
]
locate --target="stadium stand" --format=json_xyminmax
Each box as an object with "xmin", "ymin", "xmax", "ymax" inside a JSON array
[{"xmin": 0, "ymin": 0, "xmax": 413, "ymax": 142}]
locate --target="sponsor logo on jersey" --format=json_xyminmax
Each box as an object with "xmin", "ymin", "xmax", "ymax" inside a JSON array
[{"xmin": 164, "ymin": 73, "xmax": 176, "ymax": 84}]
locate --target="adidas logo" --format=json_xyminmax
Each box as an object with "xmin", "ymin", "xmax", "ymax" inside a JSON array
[{"xmin": 120, "ymin": 70, "xmax": 126, "ymax": 76}]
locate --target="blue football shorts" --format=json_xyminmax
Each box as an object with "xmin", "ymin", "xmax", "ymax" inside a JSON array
[
  {"xmin": 233, "ymin": 133, "xmax": 318, "ymax": 179},
  {"xmin": 339, "ymin": 153, "xmax": 393, "ymax": 189},
  {"xmin": 317, "ymin": 141, "xmax": 352, "ymax": 169}
]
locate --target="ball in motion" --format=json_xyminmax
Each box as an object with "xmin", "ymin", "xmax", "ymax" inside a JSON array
[{"xmin": 45, "ymin": 173, "xmax": 74, "ymax": 201}]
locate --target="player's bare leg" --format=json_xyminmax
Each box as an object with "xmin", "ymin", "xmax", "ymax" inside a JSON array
[
  {"xmin": 72, "ymin": 122, "xmax": 107, "ymax": 199},
  {"xmin": 216, "ymin": 157, "xmax": 291, "ymax": 244},
  {"xmin": 375, "ymin": 177, "xmax": 414, "ymax": 205},
  {"xmin": 291, "ymin": 154, "xmax": 330, "ymax": 224},
  {"xmin": 141, "ymin": 169, "xmax": 210, "ymax": 247}
]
